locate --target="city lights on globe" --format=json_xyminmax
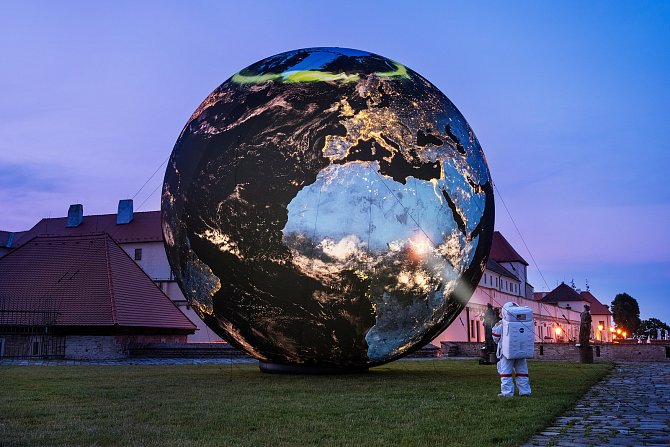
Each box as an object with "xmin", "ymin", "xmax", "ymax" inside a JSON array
[{"xmin": 162, "ymin": 47, "xmax": 494, "ymax": 370}]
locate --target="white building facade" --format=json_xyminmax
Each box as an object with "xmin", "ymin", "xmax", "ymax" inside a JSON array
[{"xmin": 431, "ymin": 232, "xmax": 613, "ymax": 346}]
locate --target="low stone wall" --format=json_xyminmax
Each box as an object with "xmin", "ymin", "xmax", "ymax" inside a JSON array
[
  {"xmin": 65, "ymin": 335, "xmax": 188, "ymax": 360},
  {"xmin": 65, "ymin": 336, "xmax": 128, "ymax": 360},
  {"xmin": 0, "ymin": 334, "xmax": 65, "ymax": 358},
  {"xmin": 440, "ymin": 341, "xmax": 670, "ymax": 362},
  {"xmin": 128, "ymin": 342, "xmax": 246, "ymax": 358},
  {"xmin": 439, "ymin": 341, "xmax": 485, "ymax": 358}
]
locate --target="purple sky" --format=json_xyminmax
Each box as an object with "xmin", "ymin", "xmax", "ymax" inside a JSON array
[{"xmin": 1, "ymin": 1, "xmax": 668, "ymax": 323}]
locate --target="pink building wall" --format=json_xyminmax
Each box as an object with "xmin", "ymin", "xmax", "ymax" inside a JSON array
[{"xmin": 431, "ymin": 285, "xmax": 612, "ymax": 346}]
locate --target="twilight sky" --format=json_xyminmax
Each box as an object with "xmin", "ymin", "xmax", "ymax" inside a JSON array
[{"xmin": 1, "ymin": 1, "xmax": 668, "ymax": 323}]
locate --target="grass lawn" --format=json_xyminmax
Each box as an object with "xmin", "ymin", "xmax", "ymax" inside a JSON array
[{"xmin": 0, "ymin": 360, "xmax": 611, "ymax": 446}]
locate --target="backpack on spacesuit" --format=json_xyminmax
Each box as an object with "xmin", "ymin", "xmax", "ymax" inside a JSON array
[{"xmin": 499, "ymin": 303, "xmax": 535, "ymax": 359}]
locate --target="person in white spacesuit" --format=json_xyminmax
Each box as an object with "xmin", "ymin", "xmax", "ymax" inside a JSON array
[{"xmin": 492, "ymin": 302, "xmax": 532, "ymax": 397}]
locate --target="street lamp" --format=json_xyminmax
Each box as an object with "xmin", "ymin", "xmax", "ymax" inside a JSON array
[
  {"xmin": 622, "ymin": 331, "xmax": 627, "ymax": 338},
  {"xmin": 555, "ymin": 327, "xmax": 562, "ymax": 336},
  {"xmin": 616, "ymin": 328, "xmax": 622, "ymax": 335},
  {"xmin": 598, "ymin": 324, "xmax": 604, "ymax": 331}
]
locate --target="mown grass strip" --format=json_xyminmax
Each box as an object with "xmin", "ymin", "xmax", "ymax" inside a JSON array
[{"xmin": 0, "ymin": 360, "xmax": 611, "ymax": 446}]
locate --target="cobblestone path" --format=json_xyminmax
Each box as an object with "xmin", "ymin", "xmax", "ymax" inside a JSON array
[{"xmin": 523, "ymin": 362, "xmax": 670, "ymax": 447}]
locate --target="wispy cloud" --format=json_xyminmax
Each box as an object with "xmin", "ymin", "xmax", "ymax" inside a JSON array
[{"xmin": 0, "ymin": 163, "xmax": 66, "ymax": 194}]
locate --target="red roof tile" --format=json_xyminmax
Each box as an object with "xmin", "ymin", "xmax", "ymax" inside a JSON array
[
  {"xmin": 489, "ymin": 231, "xmax": 529, "ymax": 266},
  {"xmin": 579, "ymin": 291, "xmax": 612, "ymax": 316},
  {"xmin": 539, "ymin": 282, "xmax": 585, "ymax": 303},
  {"xmin": 16, "ymin": 211, "xmax": 162, "ymax": 246},
  {"xmin": 0, "ymin": 234, "xmax": 195, "ymax": 331}
]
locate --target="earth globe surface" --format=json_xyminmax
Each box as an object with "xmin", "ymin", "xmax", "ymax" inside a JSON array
[{"xmin": 162, "ymin": 47, "xmax": 494, "ymax": 369}]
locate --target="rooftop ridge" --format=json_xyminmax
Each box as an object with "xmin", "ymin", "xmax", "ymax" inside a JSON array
[{"xmin": 35, "ymin": 210, "xmax": 160, "ymax": 221}]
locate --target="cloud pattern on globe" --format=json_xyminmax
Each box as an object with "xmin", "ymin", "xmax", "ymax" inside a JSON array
[{"xmin": 162, "ymin": 48, "xmax": 494, "ymax": 368}]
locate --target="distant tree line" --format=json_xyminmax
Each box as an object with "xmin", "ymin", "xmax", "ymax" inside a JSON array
[
  {"xmin": 610, "ymin": 292, "xmax": 669, "ymax": 339},
  {"xmin": 637, "ymin": 318, "xmax": 670, "ymax": 339},
  {"xmin": 611, "ymin": 293, "xmax": 641, "ymax": 334}
]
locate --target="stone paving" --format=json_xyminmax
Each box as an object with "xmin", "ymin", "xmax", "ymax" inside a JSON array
[{"xmin": 523, "ymin": 362, "xmax": 670, "ymax": 447}]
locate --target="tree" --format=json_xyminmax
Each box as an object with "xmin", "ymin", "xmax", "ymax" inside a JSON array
[
  {"xmin": 611, "ymin": 293, "xmax": 641, "ymax": 335},
  {"xmin": 636, "ymin": 318, "xmax": 670, "ymax": 339}
]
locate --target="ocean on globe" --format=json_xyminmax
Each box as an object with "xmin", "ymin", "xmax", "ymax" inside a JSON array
[{"xmin": 162, "ymin": 47, "xmax": 494, "ymax": 369}]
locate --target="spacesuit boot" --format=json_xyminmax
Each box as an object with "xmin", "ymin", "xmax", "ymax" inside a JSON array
[
  {"xmin": 514, "ymin": 358, "xmax": 531, "ymax": 396},
  {"xmin": 496, "ymin": 356, "xmax": 515, "ymax": 397}
]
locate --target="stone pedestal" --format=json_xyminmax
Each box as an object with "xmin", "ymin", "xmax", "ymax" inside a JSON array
[
  {"xmin": 579, "ymin": 346, "xmax": 594, "ymax": 364},
  {"xmin": 479, "ymin": 346, "xmax": 492, "ymax": 365}
]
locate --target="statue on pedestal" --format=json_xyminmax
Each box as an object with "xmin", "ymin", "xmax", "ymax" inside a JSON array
[
  {"xmin": 480, "ymin": 303, "xmax": 498, "ymax": 364},
  {"xmin": 484, "ymin": 304, "xmax": 497, "ymax": 351},
  {"xmin": 579, "ymin": 304, "xmax": 592, "ymax": 347},
  {"xmin": 579, "ymin": 304, "xmax": 594, "ymax": 363}
]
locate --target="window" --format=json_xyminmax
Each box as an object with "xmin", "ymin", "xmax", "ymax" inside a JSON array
[
  {"xmin": 476, "ymin": 321, "xmax": 481, "ymax": 341},
  {"xmin": 32, "ymin": 341, "xmax": 40, "ymax": 356},
  {"xmin": 134, "ymin": 248, "xmax": 142, "ymax": 261},
  {"xmin": 470, "ymin": 320, "xmax": 475, "ymax": 339}
]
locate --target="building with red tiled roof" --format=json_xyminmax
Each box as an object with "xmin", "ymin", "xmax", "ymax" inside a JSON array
[
  {"xmin": 17, "ymin": 210, "xmax": 162, "ymax": 244},
  {"xmin": 539, "ymin": 282, "xmax": 585, "ymax": 306},
  {"xmin": 488, "ymin": 231, "xmax": 534, "ymax": 299},
  {"xmin": 432, "ymin": 231, "xmax": 593, "ymax": 346},
  {"xmin": 535, "ymin": 282, "xmax": 613, "ymax": 342},
  {"xmin": 579, "ymin": 291, "xmax": 612, "ymax": 316},
  {"xmin": 0, "ymin": 234, "xmax": 196, "ymax": 359},
  {"xmin": 1, "ymin": 201, "xmax": 222, "ymax": 344},
  {"xmin": 490, "ymin": 231, "xmax": 528, "ymax": 266}
]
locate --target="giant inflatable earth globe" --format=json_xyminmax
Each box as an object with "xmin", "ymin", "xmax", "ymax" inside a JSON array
[{"xmin": 162, "ymin": 47, "xmax": 494, "ymax": 371}]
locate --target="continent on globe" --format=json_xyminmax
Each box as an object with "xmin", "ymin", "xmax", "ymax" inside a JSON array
[{"xmin": 162, "ymin": 47, "xmax": 494, "ymax": 370}]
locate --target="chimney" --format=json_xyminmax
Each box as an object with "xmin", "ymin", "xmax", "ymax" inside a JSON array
[
  {"xmin": 117, "ymin": 199, "xmax": 133, "ymax": 224},
  {"xmin": 66, "ymin": 204, "xmax": 83, "ymax": 227}
]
